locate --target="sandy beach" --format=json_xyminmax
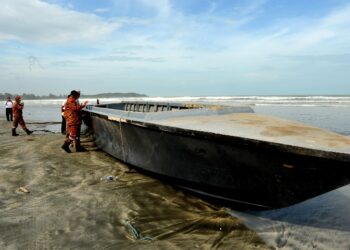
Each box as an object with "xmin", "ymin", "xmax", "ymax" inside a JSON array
[{"xmin": 0, "ymin": 118, "xmax": 269, "ymax": 249}]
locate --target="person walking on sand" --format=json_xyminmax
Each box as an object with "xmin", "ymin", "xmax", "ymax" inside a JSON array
[
  {"xmin": 61, "ymin": 90, "xmax": 88, "ymax": 152},
  {"xmin": 5, "ymin": 96, "xmax": 13, "ymax": 121},
  {"xmin": 12, "ymin": 96, "xmax": 33, "ymax": 136}
]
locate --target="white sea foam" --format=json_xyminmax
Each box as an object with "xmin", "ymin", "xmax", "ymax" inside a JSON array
[{"xmin": 142, "ymin": 96, "xmax": 350, "ymax": 106}]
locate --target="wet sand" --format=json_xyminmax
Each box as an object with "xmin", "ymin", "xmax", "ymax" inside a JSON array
[{"xmin": 0, "ymin": 119, "xmax": 270, "ymax": 249}]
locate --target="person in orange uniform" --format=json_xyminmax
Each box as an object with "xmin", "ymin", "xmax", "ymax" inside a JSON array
[
  {"xmin": 61, "ymin": 90, "xmax": 88, "ymax": 152},
  {"xmin": 12, "ymin": 96, "xmax": 33, "ymax": 136}
]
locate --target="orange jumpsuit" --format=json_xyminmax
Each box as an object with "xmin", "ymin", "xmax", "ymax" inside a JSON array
[
  {"xmin": 12, "ymin": 99, "xmax": 28, "ymax": 130},
  {"xmin": 64, "ymin": 96, "xmax": 83, "ymax": 142}
]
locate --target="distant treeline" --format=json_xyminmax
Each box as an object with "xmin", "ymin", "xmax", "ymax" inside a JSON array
[{"xmin": 0, "ymin": 92, "xmax": 147, "ymax": 100}]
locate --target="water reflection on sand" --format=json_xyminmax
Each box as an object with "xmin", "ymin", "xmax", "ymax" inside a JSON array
[{"xmin": 231, "ymin": 185, "xmax": 350, "ymax": 249}]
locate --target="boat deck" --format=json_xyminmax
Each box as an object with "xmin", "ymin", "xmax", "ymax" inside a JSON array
[{"xmin": 151, "ymin": 113, "xmax": 350, "ymax": 156}]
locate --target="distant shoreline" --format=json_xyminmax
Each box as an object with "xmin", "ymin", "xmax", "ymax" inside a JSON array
[{"xmin": 0, "ymin": 92, "xmax": 148, "ymax": 100}]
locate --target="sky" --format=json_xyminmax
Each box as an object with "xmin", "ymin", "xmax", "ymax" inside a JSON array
[{"xmin": 0, "ymin": 0, "xmax": 350, "ymax": 96}]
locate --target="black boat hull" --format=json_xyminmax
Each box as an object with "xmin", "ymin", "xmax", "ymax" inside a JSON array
[{"xmin": 86, "ymin": 112, "xmax": 350, "ymax": 209}]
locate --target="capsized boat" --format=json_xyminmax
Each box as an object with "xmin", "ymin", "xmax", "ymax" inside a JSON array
[{"xmin": 84, "ymin": 101, "xmax": 350, "ymax": 209}]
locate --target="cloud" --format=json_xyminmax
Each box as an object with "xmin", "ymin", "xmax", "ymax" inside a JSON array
[
  {"xmin": 111, "ymin": 0, "xmax": 172, "ymax": 18},
  {"xmin": 223, "ymin": 3, "xmax": 350, "ymax": 59},
  {"xmin": 50, "ymin": 60, "xmax": 78, "ymax": 67},
  {"xmin": 91, "ymin": 55, "xmax": 164, "ymax": 62},
  {"xmin": 233, "ymin": 0, "xmax": 268, "ymax": 17},
  {"xmin": 94, "ymin": 8, "xmax": 110, "ymax": 13},
  {"xmin": 1, "ymin": 0, "xmax": 350, "ymax": 95},
  {"xmin": 274, "ymin": 53, "xmax": 350, "ymax": 64},
  {"xmin": 0, "ymin": 0, "xmax": 120, "ymax": 44},
  {"xmin": 139, "ymin": 0, "xmax": 172, "ymax": 18},
  {"xmin": 67, "ymin": 2, "xmax": 74, "ymax": 9}
]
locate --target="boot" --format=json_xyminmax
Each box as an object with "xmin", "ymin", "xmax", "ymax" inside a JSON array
[
  {"xmin": 25, "ymin": 128, "xmax": 33, "ymax": 135},
  {"xmin": 76, "ymin": 143, "xmax": 87, "ymax": 152},
  {"xmin": 61, "ymin": 141, "xmax": 71, "ymax": 153},
  {"xmin": 12, "ymin": 128, "xmax": 19, "ymax": 136}
]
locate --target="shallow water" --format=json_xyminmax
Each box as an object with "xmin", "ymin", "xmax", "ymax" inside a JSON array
[{"xmin": 231, "ymin": 185, "xmax": 350, "ymax": 250}]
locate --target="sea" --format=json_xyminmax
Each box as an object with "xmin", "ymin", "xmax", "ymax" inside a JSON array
[{"xmin": 12, "ymin": 96, "xmax": 350, "ymax": 249}]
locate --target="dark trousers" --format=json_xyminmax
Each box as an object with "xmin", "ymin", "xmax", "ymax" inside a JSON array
[
  {"xmin": 6, "ymin": 108, "xmax": 13, "ymax": 121},
  {"xmin": 61, "ymin": 116, "xmax": 66, "ymax": 134}
]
